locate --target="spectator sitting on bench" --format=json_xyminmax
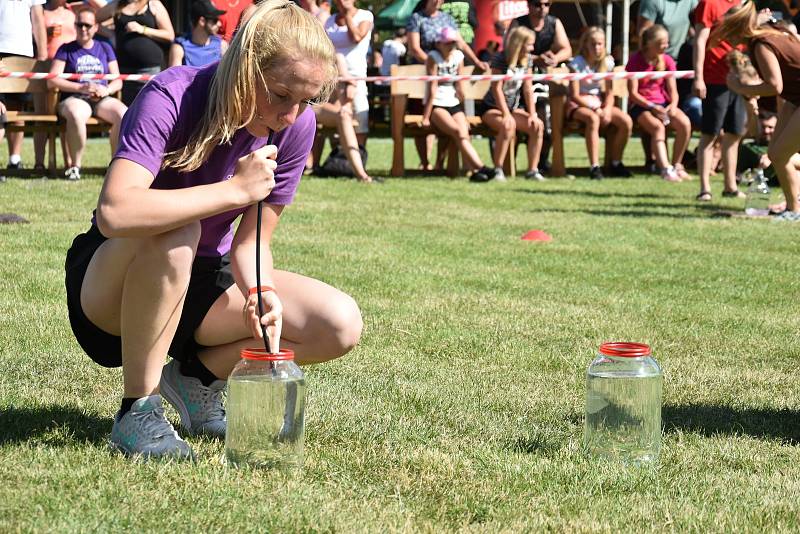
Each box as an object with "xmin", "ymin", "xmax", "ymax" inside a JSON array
[
  {"xmin": 479, "ymin": 25, "xmax": 545, "ymax": 181},
  {"xmin": 47, "ymin": 7, "xmax": 127, "ymax": 181},
  {"xmin": 169, "ymin": 0, "xmax": 228, "ymax": 67},
  {"xmin": 626, "ymin": 24, "xmax": 692, "ymax": 182},
  {"xmin": 422, "ymin": 27, "xmax": 495, "ymax": 182},
  {"xmin": 568, "ymin": 26, "xmax": 633, "ymax": 180}
]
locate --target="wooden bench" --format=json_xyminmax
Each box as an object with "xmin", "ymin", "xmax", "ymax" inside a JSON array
[
  {"xmin": 0, "ymin": 56, "xmax": 59, "ymax": 175},
  {"xmin": 390, "ymin": 64, "xmax": 515, "ymax": 178},
  {"xmin": 0, "ymin": 55, "xmax": 116, "ymax": 176}
]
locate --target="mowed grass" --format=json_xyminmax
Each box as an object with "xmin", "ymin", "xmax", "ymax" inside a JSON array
[{"xmin": 1, "ymin": 135, "xmax": 800, "ymax": 532}]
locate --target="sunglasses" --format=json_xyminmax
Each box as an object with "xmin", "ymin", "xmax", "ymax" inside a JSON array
[
  {"xmin": 75, "ymin": 22, "xmax": 94, "ymax": 29},
  {"xmin": 206, "ymin": 17, "xmax": 220, "ymax": 24}
]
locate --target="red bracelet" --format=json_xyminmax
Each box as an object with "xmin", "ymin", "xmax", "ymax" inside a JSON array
[{"xmin": 248, "ymin": 286, "xmax": 276, "ymax": 296}]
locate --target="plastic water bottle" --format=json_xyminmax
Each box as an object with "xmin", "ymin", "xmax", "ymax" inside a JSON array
[
  {"xmin": 225, "ymin": 348, "xmax": 306, "ymax": 470},
  {"xmin": 584, "ymin": 342, "xmax": 663, "ymax": 464},
  {"xmin": 745, "ymin": 169, "xmax": 771, "ymax": 216}
]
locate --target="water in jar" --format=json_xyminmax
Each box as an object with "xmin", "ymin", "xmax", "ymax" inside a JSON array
[
  {"xmin": 225, "ymin": 376, "xmax": 306, "ymax": 469},
  {"xmin": 584, "ymin": 369, "xmax": 662, "ymax": 464}
]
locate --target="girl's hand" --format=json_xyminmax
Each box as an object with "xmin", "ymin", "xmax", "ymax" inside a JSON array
[
  {"xmin": 421, "ymin": 116, "xmax": 431, "ymax": 128},
  {"xmin": 125, "ymin": 21, "xmax": 145, "ymax": 34},
  {"xmin": 242, "ymin": 289, "xmax": 283, "ymax": 350},
  {"xmin": 231, "ymin": 145, "xmax": 278, "ymax": 205},
  {"xmin": 650, "ymin": 104, "xmax": 667, "ymax": 117},
  {"xmin": 502, "ymin": 112, "xmax": 515, "ymax": 129},
  {"xmin": 339, "ymin": 81, "xmax": 355, "ymax": 104}
]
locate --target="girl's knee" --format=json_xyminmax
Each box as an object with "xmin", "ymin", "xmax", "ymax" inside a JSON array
[
  {"xmin": 323, "ymin": 294, "xmax": 363, "ymax": 359},
  {"xmin": 144, "ymin": 221, "xmax": 201, "ymax": 265}
]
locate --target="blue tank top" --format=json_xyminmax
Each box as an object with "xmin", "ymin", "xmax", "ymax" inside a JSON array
[{"xmin": 175, "ymin": 34, "xmax": 222, "ymax": 67}]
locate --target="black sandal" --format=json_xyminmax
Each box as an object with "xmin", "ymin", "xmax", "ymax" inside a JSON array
[
  {"xmin": 696, "ymin": 191, "xmax": 712, "ymax": 202},
  {"xmin": 722, "ymin": 189, "xmax": 746, "ymax": 199}
]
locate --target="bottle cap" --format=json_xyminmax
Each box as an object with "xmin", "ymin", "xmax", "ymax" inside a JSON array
[
  {"xmin": 241, "ymin": 348, "xmax": 295, "ymax": 361},
  {"xmin": 598, "ymin": 342, "xmax": 651, "ymax": 357}
]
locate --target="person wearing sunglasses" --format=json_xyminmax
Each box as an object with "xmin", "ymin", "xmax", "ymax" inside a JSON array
[
  {"xmin": 169, "ymin": 0, "xmax": 229, "ymax": 67},
  {"xmin": 506, "ymin": 0, "xmax": 571, "ymax": 71},
  {"xmin": 64, "ymin": 1, "xmax": 362, "ymax": 460},
  {"xmin": 47, "ymin": 7, "xmax": 127, "ymax": 181}
]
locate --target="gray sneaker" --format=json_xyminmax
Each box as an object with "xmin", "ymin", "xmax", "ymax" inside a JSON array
[
  {"xmin": 159, "ymin": 359, "xmax": 227, "ymax": 437},
  {"xmin": 109, "ymin": 395, "xmax": 193, "ymax": 460}
]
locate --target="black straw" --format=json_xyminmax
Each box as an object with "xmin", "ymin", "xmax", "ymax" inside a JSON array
[{"xmin": 255, "ymin": 132, "xmax": 274, "ymax": 354}]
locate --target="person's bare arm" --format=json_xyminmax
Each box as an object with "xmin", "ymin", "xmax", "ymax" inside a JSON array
[
  {"xmin": 104, "ymin": 60, "xmax": 124, "ymax": 95},
  {"xmin": 168, "ymin": 43, "xmax": 184, "ymax": 67},
  {"xmin": 422, "ymin": 56, "xmax": 437, "ymax": 126},
  {"xmin": 232, "ymin": 202, "xmax": 284, "ymax": 348},
  {"xmin": 549, "ymin": 20, "xmax": 572, "ymax": 65},
  {"xmin": 96, "ymin": 145, "xmax": 277, "ymax": 238},
  {"xmin": 569, "ymin": 80, "xmax": 598, "ymax": 109},
  {"xmin": 47, "ymin": 58, "xmax": 89, "ymax": 94},
  {"xmin": 31, "ymin": 5, "xmax": 48, "ymax": 61},
  {"xmin": 95, "ymin": 0, "xmax": 117, "ymax": 24},
  {"xmin": 693, "ymin": 24, "xmax": 710, "ymax": 98},
  {"xmin": 407, "ymin": 31, "xmax": 427, "ymax": 63},
  {"xmin": 456, "ymin": 34, "xmax": 487, "ymax": 71},
  {"xmin": 144, "ymin": 1, "xmax": 175, "ymax": 43},
  {"xmin": 637, "ymin": 16, "xmax": 654, "ymax": 36},
  {"xmin": 343, "ymin": 7, "xmax": 371, "ymax": 43}
]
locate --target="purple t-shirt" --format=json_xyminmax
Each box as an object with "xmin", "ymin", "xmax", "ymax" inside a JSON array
[
  {"xmin": 625, "ymin": 51, "xmax": 676, "ymax": 105},
  {"xmin": 113, "ymin": 63, "xmax": 313, "ymax": 257},
  {"xmin": 55, "ymin": 40, "xmax": 116, "ymax": 86}
]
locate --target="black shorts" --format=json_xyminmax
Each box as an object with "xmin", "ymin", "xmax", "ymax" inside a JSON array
[
  {"xmin": 701, "ymin": 83, "xmax": 746, "ymax": 136},
  {"xmin": 433, "ymin": 103, "xmax": 464, "ymax": 115},
  {"xmin": 628, "ymin": 105, "xmax": 648, "ymax": 122},
  {"xmin": 64, "ymin": 225, "xmax": 235, "ymax": 368},
  {"xmin": 58, "ymin": 95, "xmax": 113, "ymax": 116}
]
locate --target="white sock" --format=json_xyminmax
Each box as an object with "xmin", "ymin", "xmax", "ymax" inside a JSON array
[
  {"xmin": 9, "ymin": 154, "xmax": 21, "ymax": 165},
  {"xmin": 611, "ymin": 160, "xmax": 621, "ymax": 167}
]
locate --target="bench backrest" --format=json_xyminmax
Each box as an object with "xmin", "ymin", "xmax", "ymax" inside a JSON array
[
  {"xmin": 390, "ymin": 64, "xmax": 489, "ymax": 102},
  {"xmin": 0, "ymin": 56, "xmax": 50, "ymax": 95}
]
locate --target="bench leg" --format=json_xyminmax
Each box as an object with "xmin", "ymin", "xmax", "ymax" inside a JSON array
[
  {"xmin": 550, "ymin": 95, "xmax": 566, "ymax": 177},
  {"xmin": 391, "ymin": 94, "xmax": 407, "ymax": 176}
]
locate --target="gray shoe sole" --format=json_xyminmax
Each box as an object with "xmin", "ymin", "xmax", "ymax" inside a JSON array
[{"xmin": 159, "ymin": 372, "xmax": 195, "ymax": 435}]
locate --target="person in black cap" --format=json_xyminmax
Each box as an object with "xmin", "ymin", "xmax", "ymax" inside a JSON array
[{"xmin": 169, "ymin": 0, "xmax": 228, "ymax": 67}]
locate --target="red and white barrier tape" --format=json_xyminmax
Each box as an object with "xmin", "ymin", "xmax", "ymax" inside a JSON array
[{"xmin": 0, "ymin": 70, "xmax": 696, "ymax": 83}]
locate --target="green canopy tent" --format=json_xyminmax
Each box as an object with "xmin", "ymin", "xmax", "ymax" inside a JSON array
[{"xmin": 375, "ymin": 0, "xmax": 418, "ymax": 30}]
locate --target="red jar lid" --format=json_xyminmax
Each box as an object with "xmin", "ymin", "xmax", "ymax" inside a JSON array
[
  {"xmin": 598, "ymin": 342, "xmax": 651, "ymax": 357},
  {"xmin": 241, "ymin": 348, "xmax": 295, "ymax": 361}
]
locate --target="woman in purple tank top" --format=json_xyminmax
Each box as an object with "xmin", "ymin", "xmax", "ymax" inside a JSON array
[
  {"xmin": 716, "ymin": 2, "xmax": 800, "ymax": 220},
  {"xmin": 64, "ymin": 1, "xmax": 361, "ymax": 460}
]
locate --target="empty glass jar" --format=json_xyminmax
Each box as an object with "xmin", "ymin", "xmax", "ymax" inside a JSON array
[
  {"xmin": 225, "ymin": 348, "xmax": 306, "ymax": 470},
  {"xmin": 584, "ymin": 342, "xmax": 663, "ymax": 464}
]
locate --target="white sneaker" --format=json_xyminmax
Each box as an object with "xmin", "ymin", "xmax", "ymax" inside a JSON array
[
  {"xmin": 661, "ymin": 166, "xmax": 680, "ymax": 183},
  {"xmin": 64, "ymin": 166, "xmax": 81, "ymax": 181},
  {"xmin": 493, "ymin": 168, "xmax": 507, "ymax": 182}
]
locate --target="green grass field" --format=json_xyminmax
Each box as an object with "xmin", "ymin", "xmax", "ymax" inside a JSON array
[{"xmin": 1, "ymin": 136, "xmax": 799, "ymax": 532}]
